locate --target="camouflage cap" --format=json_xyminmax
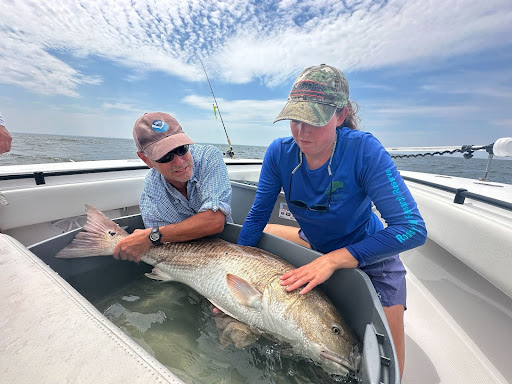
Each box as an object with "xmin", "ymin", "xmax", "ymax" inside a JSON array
[{"xmin": 274, "ymin": 64, "xmax": 349, "ymax": 127}]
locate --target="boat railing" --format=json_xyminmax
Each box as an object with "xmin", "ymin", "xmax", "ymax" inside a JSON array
[
  {"xmin": 0, "ymin": 159, "xmax": 263, "ymax": 185},
  {"xmin": 401, "ymin": 175, "xmax": 512, "ymax": 211},
  {"xmin": 0, "ymin": 165, "xmax": 150, "ymax": 185}
]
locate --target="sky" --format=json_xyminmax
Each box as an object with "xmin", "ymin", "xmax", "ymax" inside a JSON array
[{"xmin": 0, "ymin": 0, "xmax": 511, "ymax": 148}]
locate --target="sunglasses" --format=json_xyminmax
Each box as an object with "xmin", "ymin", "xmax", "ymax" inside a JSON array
[
  {"xmin": 288, "ymin": 168, "xmax": 333, "ymax": 212},
  {"xmin": 155, "ymin": 145, "xmax": 189, "ymax": 163},
  {"xmin": 287, "ymin": 135, "xmax": 337, "ymax": 212}
]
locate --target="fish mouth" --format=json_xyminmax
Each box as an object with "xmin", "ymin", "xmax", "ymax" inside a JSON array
[{"xmin": 320, "ymin": 350, "xmax": 355, "ymax": 373}]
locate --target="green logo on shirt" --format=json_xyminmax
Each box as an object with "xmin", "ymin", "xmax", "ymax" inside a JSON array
[{"xmin": 325, "ymin": 180, "xmax": 344, "ymax": 195}]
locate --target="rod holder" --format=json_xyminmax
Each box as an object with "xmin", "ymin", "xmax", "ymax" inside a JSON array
[{"xmin": 454, "ymin": 188, "xmax": 467, "ymax": 204}]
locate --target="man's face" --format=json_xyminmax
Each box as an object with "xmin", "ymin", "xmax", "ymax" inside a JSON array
[{"xmin": 138, "ymin": 147, "xmax": 194, "ymax": 187}]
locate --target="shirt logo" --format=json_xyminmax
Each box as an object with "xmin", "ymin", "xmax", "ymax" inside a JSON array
[
  {"xmin": 151, "ymin": 119, "xmax": 168, "ymax": 132},
  {"xmin": 325, "ymin": 180, "xmax": 344, "ymax": 195}
]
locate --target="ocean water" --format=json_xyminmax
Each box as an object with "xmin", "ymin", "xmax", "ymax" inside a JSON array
[
  {"xmin": 92, "ymin": 277, "xmax": 356, "ymax": 384},
  {"xmin": 1, "ymin": 132, "xmax": 511, "ymax": 184},
  {"xmin": 0, "ymin": 132, "xmax": 269, "ymax": 165}
]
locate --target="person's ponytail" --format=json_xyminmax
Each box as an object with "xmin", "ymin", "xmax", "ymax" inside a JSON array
[{"xmin": 337, "ymin": 101, "xmax": 360, "ymax": 130}]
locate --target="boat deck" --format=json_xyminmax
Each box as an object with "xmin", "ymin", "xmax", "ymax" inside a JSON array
[
  {"xmin": 0, "ymin": 234, "xmax": 182, "ymax": 384},
  {"xmin": 1, "ymin": 161, "xmax": 511, "ymax": 383},
  {"xmin": 401, "ymin": 239, "xmax": 511, "ymax": 383},
  {"xmin": 2, "ymin": 230, "xmax": 511, "ymax": 383}
]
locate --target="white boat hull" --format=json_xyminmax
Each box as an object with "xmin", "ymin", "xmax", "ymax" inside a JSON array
[{"xmin": 1, "ymin": 160, "xmax": 511, "ymax": 383}]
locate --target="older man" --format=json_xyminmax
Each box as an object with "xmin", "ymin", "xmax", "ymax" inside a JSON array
[{"xmin": 113, "ymin": 112, "xmax": 232, "ymax": 261}]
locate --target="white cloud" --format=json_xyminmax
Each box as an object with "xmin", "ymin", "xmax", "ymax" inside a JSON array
[
  {"xmin": 421, "ymin": 69, "xmax": 512, "ymax": 99},
  {"xmin": 181, "ymin": 117, "xmax": 291, "ymax": 147},
  {"xmin": 491, "ymin": 119, "xmax": 512, "ymax": 127},
  {"xmin": 182, "ymin": 95, "xmax": 285, "ymax": 123},
  {"xmin": 212, "ymin": 0, "xmax": 512, "ymax": 85},
  {"xmin": 373, "ymin": 104, "xmax": 477, "ymax": 117},
  {"xmin": 0, "ymin": 30, "xmax": 102, "ymax": 97},
  {"xmin": 101, "ymin": 103, "xmax": 136, "ymax": 111},
  {"xmin": 1, "ymin": 0, "xmax": 511, "ymax": 97}
]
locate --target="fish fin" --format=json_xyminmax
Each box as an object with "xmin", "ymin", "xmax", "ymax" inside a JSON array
[
  {"xmin": 226, "ymin": 274, "xmax": 262, "ymax": 310},
  {"xmin": 55, "ymin": 205, "xmax": 129, "ymax": 258},
  {"xmin": 145, "ymin": 267, "xmax": 173, "ymax": 282},
  {"xmin": 208, "ymin": 299, "xmax": 238, "ymax": 319}
]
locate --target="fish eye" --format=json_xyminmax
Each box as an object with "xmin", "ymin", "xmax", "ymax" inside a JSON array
[{"xmin": 332, "ymin": 325, "xmax": 344, "ymax": 336}]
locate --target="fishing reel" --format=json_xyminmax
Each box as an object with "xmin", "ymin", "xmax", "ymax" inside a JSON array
[
  {"xmin": 461, "ymin": 145, "xmax": 474, "ymax": 159},
  {"xmin": 223, "ymin": 147, "xmax": 235, "ymax": 159}
]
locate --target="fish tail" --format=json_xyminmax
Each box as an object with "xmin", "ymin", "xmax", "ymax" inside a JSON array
[{"xmin": 55, "ymin": 205, "xmax": 129, "ymax": 258}]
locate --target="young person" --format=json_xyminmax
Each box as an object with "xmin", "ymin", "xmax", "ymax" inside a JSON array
[{"xmin": 238, "ymin": 64, "xmax": 427, "ymax": 377}]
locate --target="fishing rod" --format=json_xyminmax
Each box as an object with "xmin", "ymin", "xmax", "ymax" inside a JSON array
[{"xmin": 196, "ymin": 55, "xmax": 235, "ymax": 159}]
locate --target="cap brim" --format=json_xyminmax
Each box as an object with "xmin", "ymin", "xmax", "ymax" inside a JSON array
[
  {"xmin": 273, "ymin": 101, "xmax": 337, "ymax": 127},
  {"xmin": 144, "ymin": 133, "xmax": 194, "ymax": 161}
]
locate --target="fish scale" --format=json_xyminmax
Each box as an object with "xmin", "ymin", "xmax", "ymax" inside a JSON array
[
  {"xmin": 141, "ymin": 239, "xmax": 293, "ymax": 330},
  {"xmin": 56, "ymin": 205, "xmax": 360, "ymax": 376}
]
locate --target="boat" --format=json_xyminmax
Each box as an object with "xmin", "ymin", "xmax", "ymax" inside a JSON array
[{"xmin": 1, "ymin": 140, "xmax": 511, "ymax": 384}]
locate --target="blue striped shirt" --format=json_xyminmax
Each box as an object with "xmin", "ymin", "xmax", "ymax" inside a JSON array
[{"xmin": 139, "ymin": 144, "xmax": 232, "ymax": 228}]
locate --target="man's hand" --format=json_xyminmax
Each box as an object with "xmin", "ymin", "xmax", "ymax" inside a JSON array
[{"xmin": 113, "ymin": 228, "xmax": 152, "ymax": 262}]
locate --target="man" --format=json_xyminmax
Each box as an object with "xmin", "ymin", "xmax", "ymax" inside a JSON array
[
  {"xmin": 0, "ymin": 112, "xmax": 12, "ymax": 154},
  {"xmin": 113, "ymin": 112, "xmax": 232, "ymax": 261}
]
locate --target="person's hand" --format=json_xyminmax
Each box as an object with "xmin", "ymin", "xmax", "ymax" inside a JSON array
[
  {"xmin": 280, "ymin": 248, "xmax": 358, "ymax": 295},
  {"xmin": 113, "ymin": 228, "xmax": 152, "ymax": 262},
  {"xmin": 212, "ymin": 306, "xmax": 223, "ymax": 315},
  {"xmin": 0, "ymin": 125, "xmax": 12, "ymax": 154},
  {"xmin": 280, "ymin": 254, "xmax": 338, "ymax": 295}
]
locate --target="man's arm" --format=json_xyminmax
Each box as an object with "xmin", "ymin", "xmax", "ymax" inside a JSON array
[
  {"xmin": 113, "ymin": 209, "xmax": 226, "ymax": 261},
  {"xmin": 0, "ymin": 124, "xmax": 12, "ymax": 154},
  {"xmin": 160, "ymin": 209, "xmax": 225, "ymax": 242}
]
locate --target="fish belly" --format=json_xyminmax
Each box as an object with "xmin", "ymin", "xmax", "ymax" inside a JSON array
[{"xmin": 141, "ymin": 239, "xmax": 291, "ymax": 331}]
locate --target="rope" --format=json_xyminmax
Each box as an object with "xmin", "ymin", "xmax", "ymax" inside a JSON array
[{"xmin": 390, "ymin": 144, "xmax": 493, "ymax": 159}]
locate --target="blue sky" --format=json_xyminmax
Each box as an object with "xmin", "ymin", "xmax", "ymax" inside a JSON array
[{"xmin": 0, "ymin": 0, "xmax": 511, "ymax": 148}]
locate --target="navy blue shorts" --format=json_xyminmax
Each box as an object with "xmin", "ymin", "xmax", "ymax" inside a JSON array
[
  {"xmin": 360, "ymin": 256, "xmax": 407, "ymax": 308},
  {"xmin": 298, "ymin": 229, "xmax": 407, "ymax": 308}
]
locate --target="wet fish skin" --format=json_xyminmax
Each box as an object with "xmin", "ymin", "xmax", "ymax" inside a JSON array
[{"xmin": 56, "ymin": 205, "xmax": 360, "ymax": 375}]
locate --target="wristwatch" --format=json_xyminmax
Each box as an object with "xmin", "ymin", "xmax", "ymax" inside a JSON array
[{"xmin": 149, "ymin": 227, "xmax": 162, "ymax": 246}]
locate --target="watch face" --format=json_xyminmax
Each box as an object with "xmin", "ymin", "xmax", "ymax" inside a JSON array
[{"xmin": 149, "ymin": 228, "xmax": 161, "ymax": 244}]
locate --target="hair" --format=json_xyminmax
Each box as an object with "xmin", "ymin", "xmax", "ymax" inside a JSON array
[{"xmin": 336, "ymin": 101, "xmax": 360, "ymax": 130}]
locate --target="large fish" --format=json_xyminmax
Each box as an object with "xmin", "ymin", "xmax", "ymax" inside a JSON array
[{"xmin": 56, "ymin": 205, "xmax": 360, "ymax": 376}]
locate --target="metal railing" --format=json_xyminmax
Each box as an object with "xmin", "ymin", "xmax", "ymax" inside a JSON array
[
  {"xmin": 402, "ymin": 175, "xmax": 512, "ymax": 211},
  {"xmin": 0, "ymin": 165, "xmax": 150, "ymax": 185}
]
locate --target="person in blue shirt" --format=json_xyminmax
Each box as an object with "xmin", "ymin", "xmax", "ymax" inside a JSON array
[
  {"xmin": 238, "ymin": 64, "xmax": 427, "ymax": 377},
  {"xmin": 113, "ymin": 112, "xmax": 232, "ymax": 262}
]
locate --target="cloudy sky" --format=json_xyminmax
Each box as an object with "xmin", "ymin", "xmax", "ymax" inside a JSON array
[{"xmin": 1, "ymin": 0, "xmax": 511, "ymax": 148}]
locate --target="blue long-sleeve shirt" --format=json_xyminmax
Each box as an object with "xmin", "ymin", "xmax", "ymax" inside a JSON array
[{"xmin": 238, "ymin": 127, "xmax": 427, "ymax": 267}]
